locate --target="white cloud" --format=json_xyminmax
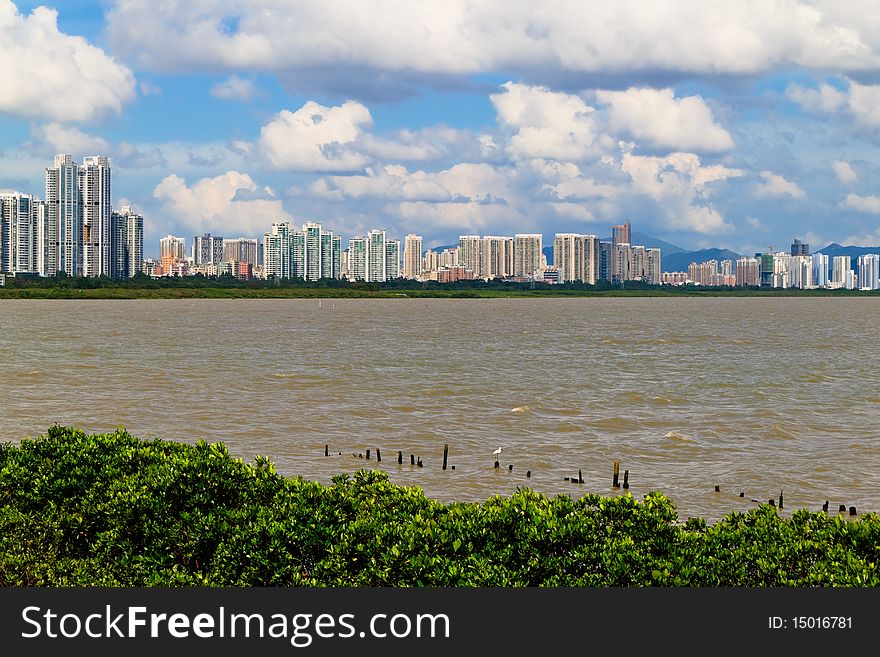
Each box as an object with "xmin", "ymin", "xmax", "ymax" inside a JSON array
[
  {"xmin": 106, "ymin": 1, "xmax": 880, "ymax": 84},
  {"xmin": 211, "ymin": 76, "xmax": 257, "ymax": 101},
  {"xmin": 139, "ymin": 80, "xmax": 161, "ymax": 96},
  {"xmin": 831, "ymin": 159, "xmax": 857, "ymax": 185},
  {"xmin": 786, "ymin": 82, "xmax": 848, "ymax": 113},
  {"xmin": 0, "ymin": 2, "xmax": 135, "ymax": 121},
  {"xmin": 115, "ymin": 142, "xmax": 167, "ymax": 169},
  {"xmin": 35, "ymin": 123, "xmax": 110, "ymax": 155},
  {"xmin": 595, "ymin": 87, "xmax": 734, "ymax": 152},
  {"xmin": 620, "ymin": 151, "xmax": 744, "ymax": 233},
  {"xmin": 491, "ymin": 83, "xmax": 601, "ymax": 161},
  {"xmin": 842, "ymin": 192, "xmax": 880, "ymax": 214},
  {"xmin": 754, "ymin": 171, "xmax": 806, "ymax": 199},
  {"xmin": 258, "ymin": 100, "xmax": 372, "ymax": 171},
  {"xmin": 846, "ymin": 80, "xmax": 880, "ymax": 129},
  {"xmin": 153, "ymin": 171, "xmax": 286, "ymax": 236}
]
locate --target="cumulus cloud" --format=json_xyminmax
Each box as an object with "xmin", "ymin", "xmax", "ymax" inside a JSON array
[
  {"xmin": 620, "ymin": 151, "xmax": 744, "ymax": 233},
  {"xmin": 491, "ymin": 83, "xmax": 602, "ymax": 161},
  {"xmin": 831, "ymin": 159, "xmax": 857, "ymax": 185},
  {"xmin": 258, "ymin": 100, "xmax": 372, "ymax": 171},
  {"xmin": 105, "ymin": 1, "xmax": 880, "ymax": 89},
  {"xmin": 841, "ymin": 192, "xmax": 880, "ymax": 214},
  {"xmin": 153, "ymin": 171, "xmax": 286, "ymax": 236},
  {"xmin": 787, "ymin": 79, "xmax": 880, "ymax": 131},
  {"xmin": 35, "ymin": 123, "xmax": 110, "ymax": 155},
  {"xmin": 754, "ymin": 171, "xmax": 806, "ymax": 199},
  {"xmin": 786, "ymin": 82, "xmax": 848, "ymax": 114},
  {"xmin": 211, "ymin": 75, "xmax": 257, "ymax": 101},
  {"xmin": 595, "ymin": 87, "xmax": 734, "ymax": 152},
  {"xmin": 0, "ymin": 2, "xmax": 135, "ymax": 121}
]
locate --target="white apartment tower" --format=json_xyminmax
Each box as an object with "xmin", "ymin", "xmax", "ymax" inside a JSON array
[
  {"xmin": 1, "ymin": 192, "xmax": 42, "ymax": 274},
  {"xmin": 514, "ymin": 234, "xmax": 543, "ymax": 278},
  {"xmin": 403, "ymin": 234, "xmax": 423, "ymax": 279},
  {"xmin": 857, "ymin": 254, "xmax": 880, "ymax": 290},
  {"xmin": 109, "ymin": 206, "xmax": 143, "ymax": 278},
  {"xmin": 367, "ymin": 230, "xmax": 387, "ymax": 282},
  {"xmin": 832, "ymin": 256, "xmax": 851, "ymax": 287},
  {"xmin": 79, "ymin": 156, "xmax": 111, "ymax": 277},
  {"xmin": 385, "ymin": 238, "xmax": 400, "ymax": 279},
  {"xmin": 458, "ymin": 235, "xmax": 481, "ymax": 278},
  {"xmin": 553, "ymin": 233, "xmax": 598, "ymax": 284},
  {"xmin": 45, "ymin": 154, "xmax": 80, "ymax": 276}
]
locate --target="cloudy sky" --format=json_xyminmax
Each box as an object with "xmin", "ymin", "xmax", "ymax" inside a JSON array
[{"xmin": 2, "ymin": 0, "xmax": 880, "ymax": 257}]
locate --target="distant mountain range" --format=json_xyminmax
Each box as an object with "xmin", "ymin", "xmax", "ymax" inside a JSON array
[
  {"xmin": 662, "ymin": 248, "xmax": 742, "ymax": 272},
  {"xmin": 815, "ymin": 243, "xmax": 880, "ymax": 259}
]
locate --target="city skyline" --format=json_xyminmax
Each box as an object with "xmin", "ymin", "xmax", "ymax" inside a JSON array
[{"xmin": 4, "ymin": 2, "xmax": 880, "ymax": 258}]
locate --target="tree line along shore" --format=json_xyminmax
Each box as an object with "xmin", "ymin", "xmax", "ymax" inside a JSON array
[
  {"xmin": 1, "ymin": 427, "xmax": 877, "ymax": 586},
  {"xmin": 2, "ymin": 274, "xmax": 879, "ymax": 299}
]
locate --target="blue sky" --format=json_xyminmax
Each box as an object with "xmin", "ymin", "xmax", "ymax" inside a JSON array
[{"xmin": 2, "ymin": 0, "xmax": 880, "ymax": 258}]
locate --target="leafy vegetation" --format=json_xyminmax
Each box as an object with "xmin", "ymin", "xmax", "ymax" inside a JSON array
[
  {"xmin": 1, "ymin": 427, "xmax": 878, "ymax": 586},
  {"xmin": 2, "ymin": 272, "xmax": 879, "ymax": 298}
]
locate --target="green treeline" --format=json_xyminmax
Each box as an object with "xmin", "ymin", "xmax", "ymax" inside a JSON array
[
  {"xmin": 1, "ymin": 272, "xmax": 878, "ymax": 298},
  {"xmin": 1, "ymin": 427, "xmax": 878, "ymax": 586}
]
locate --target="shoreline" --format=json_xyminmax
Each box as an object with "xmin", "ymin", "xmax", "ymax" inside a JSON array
[{"xmin": 2, "ymin": 286, "xmax": 879, "ymax": 299}]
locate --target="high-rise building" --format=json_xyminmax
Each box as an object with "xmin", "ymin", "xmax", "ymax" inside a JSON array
[
  {"xmin": 481, "ymin": 236, "xmax": 514, "ymax": 280},
  {"xmin": 385, "ymin": 239, "xmax": 400, "ymax": 279},
  {"xmin": 367, "ymin": 230, "xmax": 387, "ymax": 282},
  {"xmin": 614, "ymin": 242, "xmax": 632, "ymax": 282},
  {"xmin": 263, "ymin": 222, "xmax": 292, "ymax": 279},
  {"xmin": 348, "ymin": 236, "xmax": 367, "ymax": 281},
  {"xmin": 736, "ymin": 257, "xmax": 760, "ymax": 287},
  {"xmin": 598, "ymin": 242, "xmax": 613, "ymax": 282},
  {"xmin": 458, "ymin": 235, "xmax": 481, "ymax": 278},
  {"xmin": 79, "ymin": 156, "xmax": 111, "ymax": 277},
  {"xmin": 553, "ymin": 233, "xmax": 598, "ymax": 283},
  {"xmin": 45, "ymin": 154, "xmax": 80, "ymax": 276},
  {"xmin": 159, "ymin": 235, "xmax": 186, "ymax": 271},
  {"xmin": 644, "ymin": 248, "xmax": 661, "ymax": 285},
  {"xmin": 611, "ymin": 221, "xmax": 631, "ymax": 277},
  {"xmin": 193, "ymin": 233, "xmax": 224, "ymax": 266},
  {"xmin": 789, "ymin": 255, "xmax": 813, "ymax": 289},
  {"xmin": 857, "ymin": 254, "xmax": 880, "ymax": 290},
  {"xmin": 403, "ymin": 234, "xmax": 423, "ymax": 279},
  {"xmin": 791, "ymin": 239, "xmax": 810, "ymax": 257},
  {"xmin": 222, "ymin": 238, "xmax": 259, "ymax": 266},
  {"xmin": 1, "ymin": 192, "xmax": 42, "ymax": 274},
  {"xmin": 831, "ymin": 255, "xmax": 851, "ymax": 287},
  {"xmin": 514, "ymin": 234, "xmax": 543, "ymax": 278},
  {"xmin": 109, "ymin": 206, "xmax": 143, "ymax": 278},
  {"xmin": 812, "ymin": 253, "xmax": 829, "ymax": 288}
]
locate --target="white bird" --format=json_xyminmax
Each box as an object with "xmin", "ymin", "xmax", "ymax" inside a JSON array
[{"xmin": 492, "ymin": 447, "xmax": 503, "ymax": 457}]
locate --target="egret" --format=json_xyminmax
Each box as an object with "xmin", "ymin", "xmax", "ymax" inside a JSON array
[{"xmin": 492, "ymin": 447, "xmax": 503, "ymax": 457}]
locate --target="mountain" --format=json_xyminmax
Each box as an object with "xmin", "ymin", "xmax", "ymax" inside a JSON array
[
  {"xmin": 600, "ymin": 232, "xmax": 687, "ymax": 256},
  {"xmin": 815, "ymin": 243, "xmax": 880, "ymax": 259},
  {"xmin": 663, "ymin": 248, "xmax": 742, "ymax": 273}
]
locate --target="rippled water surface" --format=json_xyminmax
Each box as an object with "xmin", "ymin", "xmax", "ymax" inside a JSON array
[{"xmin": 1, "ymin": 298, "xmax": 878, "ymax": 521}]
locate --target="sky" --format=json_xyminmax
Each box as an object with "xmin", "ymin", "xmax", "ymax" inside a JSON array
[{"xmin": 2, "ymin": 1, "xmax": 880, "ymax": 258}]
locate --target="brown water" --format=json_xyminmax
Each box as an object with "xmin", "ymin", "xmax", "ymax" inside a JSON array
[{"xmin": 1, "ymin": 298, "xmax": 877, "ymax": 522}]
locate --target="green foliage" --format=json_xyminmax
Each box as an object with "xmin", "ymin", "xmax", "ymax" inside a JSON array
[{"xmin": 1, "ymin": 427, "xmax": 878, "ymax": 586}]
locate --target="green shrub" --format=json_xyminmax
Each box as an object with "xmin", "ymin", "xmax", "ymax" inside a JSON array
[{"xmin": 1, "ymin": 427, "xmax": 877, "ymax": 586}]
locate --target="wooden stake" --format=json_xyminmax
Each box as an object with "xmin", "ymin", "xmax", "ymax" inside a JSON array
[
  {"xmin": 622, "ymin": 470, "xmax": 629, "ymax": 490},
  {"xmin": 324, "ymin": 444, "xmax": 329, "ymax": 457},
  {"xmin": 410, "ymin": 454, "xmax": 415, "ymax": 465},
  {"xmin": 398, "ymin": 450, "xmax": 403, "ymax": 464},
  {"xmin": 442, "ymin": 443, "xmax": 449, "ymax": 471},
  {"xmin": 613, "ymin": 461, "xmax": 620, "ymax": 488},
  {"xmin": 376, "ymin": 448, "xmax": 381, "ymax": 463},
  {"xmin": 778, "ymin": 491, "xmax": 783, "ymax": 509},
  {"xmin": 366, "ymin": 449, "xmax": 370, "ymax": 460}
]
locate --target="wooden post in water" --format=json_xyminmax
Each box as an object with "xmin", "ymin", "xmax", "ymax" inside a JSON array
[
  {"xmin": 839, "ymin": 504, "xmax": 846, "ymax": 513},
  {"xmin": 376, "ymin": 448, "xmax": 381, "ymax": 463},
  {"xmin": 398, "ymin": 450, "xmax": 403, "ymax": 464},
  {"xmin": 417, "ymin": 457, "xmax": 423, "ymax": 468},
  {"xmin": 324, "ymin": 444, "xmax": 329, "ymax": 457},
  {"xmin": 778, "ymin": 491, "xmax": 783, "ymax": 509},
  {"xmin": 714, "ymin": 485, "xmax": 720, "ymax": 492},
  {"xmin": 494, "ymin": 460, "xmax": 500, "ymax": 469},
  {"xmin": 410, "ymin": 454, "xmax": 415, "ymax": 466},
  {"xmin": 613, "ymin": 461, "xmax": 620, "ymax": 488},
  {"xmin": 739, "ymin": 492, "xmax": 745, "ymax": 497},
  {"xmin": 622, "ymin": 470, "xmax": 629, "ymax": 490},
  {"xmin": 526, "ymin": 470, "xmax": 531, "ymax": 478},
  {"xmin": 442, "ymin": 444, "xmax": 449, "ymax": 471},
  {"xmin": 849, "ymin": 506, "xmax": 857, "ymax": 516},
  {"xmin": 508, "ymin": 464, "xmax": 513, "ymax": 471},
  {"xmin": 822, "ymin": 500, "xmax": 829, "ymax": 512},
  {"xmin": 768, "ymin": 499, "xmax": 776, "ymax": 507},
  {"xmin": 366, "ymin": 449, "xmax": 370, "ymax": 460},
  {"xmin": 578, "ymin": 469, "xmax": 584, "ymax": 484}
]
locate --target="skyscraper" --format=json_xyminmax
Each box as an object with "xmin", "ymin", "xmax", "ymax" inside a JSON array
[
  {"xmin": 553, "ymin": 233, "xmax": 598, "ymax": 283},
  {"xmin": 403, "ymin": 234, "xmax": 423, "ymax": 279},
  {"xmin": 458, "ymin": 235, "xmax": 481, "ymax": 278},
  {"xmin": 791, "ymin": 239, "xmax": 810, "ymax": 257},
  {"xmin": 644, "ymin": 248, "xmax": 661, "ymax": 284},
  {"xmin": 385, "ymin": 238, "xmax": 400, "ymax": 279},
  {"xmin": 159, "ymin": 235, "xmax": 186, "ymax": 270},
  {"xmin": 832, "ymin": 255, "xmax": 851, "ymax": 287},
  {"xmin": 79, "ymin": 156, "xmax": 111, "ymax": 277},
  {"xmin": 1, "ymin": 192, "xmax": 42, "ymax": 274},
  {"xmin": 263, "ymin": 222, "xmax": 292, "ymax": 279},
  {"xmin": 857, "ymin": 254, "xmax": 880, "ymax": 289},
  {"xmin": 481, "ymin": 236, "xmax": 514, "ymax": 279},
  {"xmin": 222, "ymin": 238, "xmax": 259, "ymax": 266},
  {"xmin": 736, "ymin": 257, "xmax": 760, "ymax": 286},
  {"xmin": 611, "ymin": 221, "xmax": 631, "ymax": 277},
  {"xmin": 45, "ymin": 154, "xmax": 80, "ymax": 276},
  {"xmin": 812, "ymin": 253, "xmax": 829, "ymax": 288},
  {"xmin": 367, "ymin": 229, "xmax": 387, "ymax": 282},
  {"xmin": 303, "ymin": 221, "xmax": 323, "ymax": 281},
  {"xmin": 348, "ymin": 236, "xmax": 367, "ymax": 281},
  {"xmin": 514, "ymin": 234, "xmax": 542, "ymax": 278},
  {"xmin": 109, "ymin": 206, "xmax": 143, "ymax": 278},
  {"xmin": 193, "ymin": 233, "xmax": 224, "ymax": 266}
]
